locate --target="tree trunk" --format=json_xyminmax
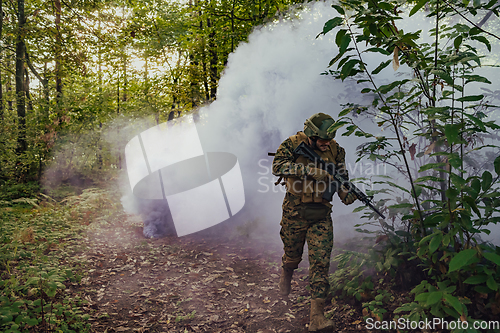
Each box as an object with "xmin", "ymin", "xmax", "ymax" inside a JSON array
[
  {"xmin": 6, "ymin": 63, "xmax": 13, "ymax": 112},
  {"xmin": 55, "ymin": 0, "xmax": 62, "ymax": 101},
  {"xmin": 98, "ymin": 26, "xmax": 103, "ymax": 169},
  {"xmin": 25, "ymin": 68, "xmax": 33, "ymax": 113},
  {"xmin": 43, "ymin": 62, "xmax": 49, "ymax": 115},
  {"xmin": 189, "ymin": 0, "xmax": 200, "ymax": 109},
  {"xmin": 122, "ymin": 51, "xmax": 128, "ymax": 102},
  {"xmin": 207, "ymin": 16, "xmax": 218, "ymax": 100},
  {"xmin": 116, "ymin": 75, "xmax": 120, "ymax": 113},
  {"xmin": 16, "ymin": 0, "xmax": 27, "ymax": 154},
  {"xmin": 0, "ymin": 0, "xmax": 4, "ymax": 121}
]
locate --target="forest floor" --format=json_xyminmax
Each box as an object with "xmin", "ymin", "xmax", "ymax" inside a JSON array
[{"xmin": 71, "ymin": 212, "xmax": 377, "ymax": 333}]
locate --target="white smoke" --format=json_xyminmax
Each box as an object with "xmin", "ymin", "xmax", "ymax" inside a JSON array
[{"xmin": 122, "ymin": 1, "xmax": 500, "ymax": 244}]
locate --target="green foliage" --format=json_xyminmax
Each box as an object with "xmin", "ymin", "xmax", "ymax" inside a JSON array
[
  {"xmin": 322, "ymin": 0, "xmax": 500, "ymax": 327},
  {"xmin": 1, "ymin": 0, "xmax": 307, "ymax": 187},
  {"xmin": 0, "ymin": 182, "xmax": 40, "ymax": 202},
  {"xmin": 330, "ymin": 249, "xmax": 374, "ymax": 301},
  {"xmin": 0, "ymin": 188, "xmax": 120, "ymax": 332},
  {"xmin": 362, "ymin": 289, "xmax": 392, "ymax": 321}
]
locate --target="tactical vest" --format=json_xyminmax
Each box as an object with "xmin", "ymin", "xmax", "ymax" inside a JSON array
[{"xmin": 285, "ymin": 132, "xmax": 338, "ymax": 204}]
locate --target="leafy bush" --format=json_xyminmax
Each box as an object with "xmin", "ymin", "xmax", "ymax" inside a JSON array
[
  {"xmin": 0, "ymin": 189, "xmax": 119, "ymax": 332},
  {"xmin": 0, "ymin": 181, "xmax": 40, "ymax": 202},
  {"xmin": 323, "ymin": 0, "xmax": 500, "ymax": 329}
]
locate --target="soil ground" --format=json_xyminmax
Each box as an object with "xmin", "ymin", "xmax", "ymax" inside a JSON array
[{"xmin": 70, "ymin": 214, "xmax": 376, "ymax": 333}]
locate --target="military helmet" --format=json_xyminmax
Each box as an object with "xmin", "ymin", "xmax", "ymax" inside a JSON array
[{"xmin": 304, "ymin": 113, "xmax": 336, "ymax": 140}]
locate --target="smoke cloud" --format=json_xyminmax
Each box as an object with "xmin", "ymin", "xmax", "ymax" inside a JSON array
[{"xmin": 121, "ymin": 1, "xmax": 500, "ymax": 243}]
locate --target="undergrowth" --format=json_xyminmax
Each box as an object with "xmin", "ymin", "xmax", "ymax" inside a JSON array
[{"xmin": 0, "ymin": 187, "xmax": 121, "ymax": 332}]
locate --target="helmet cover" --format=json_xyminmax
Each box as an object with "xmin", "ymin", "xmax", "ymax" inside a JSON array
[{"xmin": 304, "ymin": 113, "xmax": 336, "ymax": 140}]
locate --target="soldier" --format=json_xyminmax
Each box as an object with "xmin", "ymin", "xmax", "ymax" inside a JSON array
[{"xmin": 272, "ymin": 112, "xmax": 357, "ymax": 332}]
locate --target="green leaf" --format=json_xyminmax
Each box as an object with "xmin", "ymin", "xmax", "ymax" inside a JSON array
[
  {"xmin": 372, "ymin": 60, "xmax": 391, "ymax": 75},
  {"xmin": 412, "ymin": 185, "xmax": 423, "ymax": 198},
  {"xmin": 419, "ymin": 233, "xmax": 435, "ymax": 246},
  {"xmin": 454, "ymin": 35, "xmax": 463, "ymax": 49},
  {"xmin": 388, "ymin": 203, "xmax": 414, "ymax": 209},
  {"xmin": 419, "ymin": 162, "xmax": 447, "ymax": 172},
  {"xmin": 415, "ymin": 176, "xmax": 445, "ymax": 183},
  {"xmin": 471, "ymin": 35, "xmax": 492, "ymax": 52},
  {"xmin": 481, "ymin": 171, "xmax": 492, "ymax": 191},
  {"xmin": 464, "ymin": 75, "xmax": 491, "ymax": 84},
  {"xmin": 432, "ymin": 69, "xmax": 454, "ymax": 86},
  {"xmin": 387, "ymin": 181, "xmax": 410, "ymax": 193},
  {"xmin": 340, "ymin": 59, "xmax": 358, "ymax": 80},
  {"xmin": 445, "ymin": 123, "xmax": 461, "ymax": 144},
  {"xmin": 450, "ymin": 173, "xmax": 467, "ymax": 189},
  {"xmin": 335, "ymin": 29, "xmax": 347, "ymax": 47},
  {"xmin": 339, "ymin": 34, "xmax": 352, "ymax": 55},
  {"xmin": 329, "ymin": 121, "xmax": 349, "ymax": 132},
  {"xmin": 415, "ymin": 292, "xmax": 429, "ymax": 302},
  {"xmin": 331, "ymin": 4, "xmax": 345, "ymax": 15},
  {"xmin": 338, "ymin": 108, "xmax": 351, "ymax": 117},
  {"xmin": 449, "ymin": 249, "xmax": 477, "ymax": 272},
  {"xmin": 26, "ymin": 318, "xmax": 38, "ymax": 326},
  {"xmin": 26, "ymin": 277, "xmax": 40, "ymax": 286},
  {"xmin": 469, "ymin": 27, "xmax": 482, "ymax": 35},
  {"xmin": 464, "ymin": 274, "xmax": 488, "ymax": 284},
  {"xmin": 483, "ymin": 252, "xmax": 500, "ymax": 266},
  {"xmin": 328, "ymin": 53, "xmax": 344, "ymax": 67},
  {"xmin": 46, "ymin": 288, "xmax": 57, "ymax": 297},
  {"xmin": 392, "ymin": 92, "xmax": 405, "ymax": 100},
  {"xmin": 487, "ymin": 276, "xmax": 498, "ymax": 291},
  {"xmin": 457, "ymin": 95, "xmax": 484, "ymax": 102},
  {"xmin": 342, "ymin": 124, "xmax": 358, "ymax": 136},
  {"xmin": 321, "ymin": 17, "xmax": 344, "ymax": 36},
  {"xmin": 429, "ymin": 233, "xmax": 442, "ymax": 254},
  {"xmin": 352, "ymin": 206, "xmax": 365, "ymax": 213},
  {"xmin": 463, "ymin": 195, "xmax": 481, "ymax": 217},
  {"xmin": 427, "ymin": 291, "xmax": 443, "ymax": 305},
  {"xmin": 410, "ymin": 0, "xmax": 428, "ymax": 17},
  {"xmin": 364, "ymin": 47, "xmax": 390, "ymax": 55},
  {"xmin": 464, "ymin": 114, "xmax": 486, "ymax": 131},
  {"xmin": 471, "ymin": 178, "xmax": 481, "ymax": 194},
  {"xmin": 442, "ymin": 90, "xmax": 455, "ymax": 98},
  {"xmin": 494, "ymin": 156, "xmax": 500, "ymax": 175},
  {"xmin": 444, "ymin": 294, "xmax": 463, "ymax": 314},
  {"xmin": 378, "ymin": 2, "xmax": 393, "ymax": 11}
]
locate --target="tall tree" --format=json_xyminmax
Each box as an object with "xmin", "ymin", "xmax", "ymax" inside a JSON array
[
  {"xmin": 0, "ymin": 0, "xmax": 4, "ymax": 121},
  {"xmin": 15, "ymin": 0, "xmax": 26, "ymax": 154},
  {"xmin": 54, "ymin": 0, "xmax": 62, "ymax": 101}
]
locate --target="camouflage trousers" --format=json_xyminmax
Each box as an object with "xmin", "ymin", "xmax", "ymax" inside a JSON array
[{"xmin": 279, "ymin": 193, "xmax": 333, "ymax": 299}]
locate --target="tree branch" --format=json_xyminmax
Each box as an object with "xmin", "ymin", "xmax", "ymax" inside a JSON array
[
  {"xmin": 441, "ymin": 0, "xmax": 500, "ymax": 41},
  {"xmin": 25, "ymin": 50, "xmax": 47, "ymax": 88}
]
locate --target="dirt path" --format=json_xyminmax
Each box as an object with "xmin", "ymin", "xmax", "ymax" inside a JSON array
[{"xmin": 70, "ymin": 215, "xmax": 371, "ymax": 333}]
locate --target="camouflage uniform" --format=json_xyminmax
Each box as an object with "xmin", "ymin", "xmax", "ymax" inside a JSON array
[{"xmin": 272, "ymin": 134, "xmax": 348, "ymax": 299}]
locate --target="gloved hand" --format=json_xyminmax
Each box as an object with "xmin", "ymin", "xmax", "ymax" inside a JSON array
[
  {"xmin": 339, "ymin": 189, "xmax": 357, "ymax": 205},
  {"xmin": 308, "ymin": 167, "xmax": 330, "ymax": 182}
]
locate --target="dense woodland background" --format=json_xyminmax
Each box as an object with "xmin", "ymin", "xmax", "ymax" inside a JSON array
[{"xmin": 0, "ymin": 0, "xmax": 308, "ymax": 195}]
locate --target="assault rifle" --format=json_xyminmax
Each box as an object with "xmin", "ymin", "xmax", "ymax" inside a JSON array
[{"xmin": 293, "ymin": 142, "xmax": 386, "ymax": 219}]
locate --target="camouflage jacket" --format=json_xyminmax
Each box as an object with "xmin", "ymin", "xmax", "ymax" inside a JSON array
[{"xmin": 271, "ymin": 134, "xmax": 348, "ymax": 180}]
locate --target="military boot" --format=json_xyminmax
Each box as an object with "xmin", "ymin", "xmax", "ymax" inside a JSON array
[
  {"xmin": 309, "ymin": 298, "xmax": 334, "ymax": 332},
  {"xmin": 278, "ymin": 267, "xmax": 294, "ymax": 296}
]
